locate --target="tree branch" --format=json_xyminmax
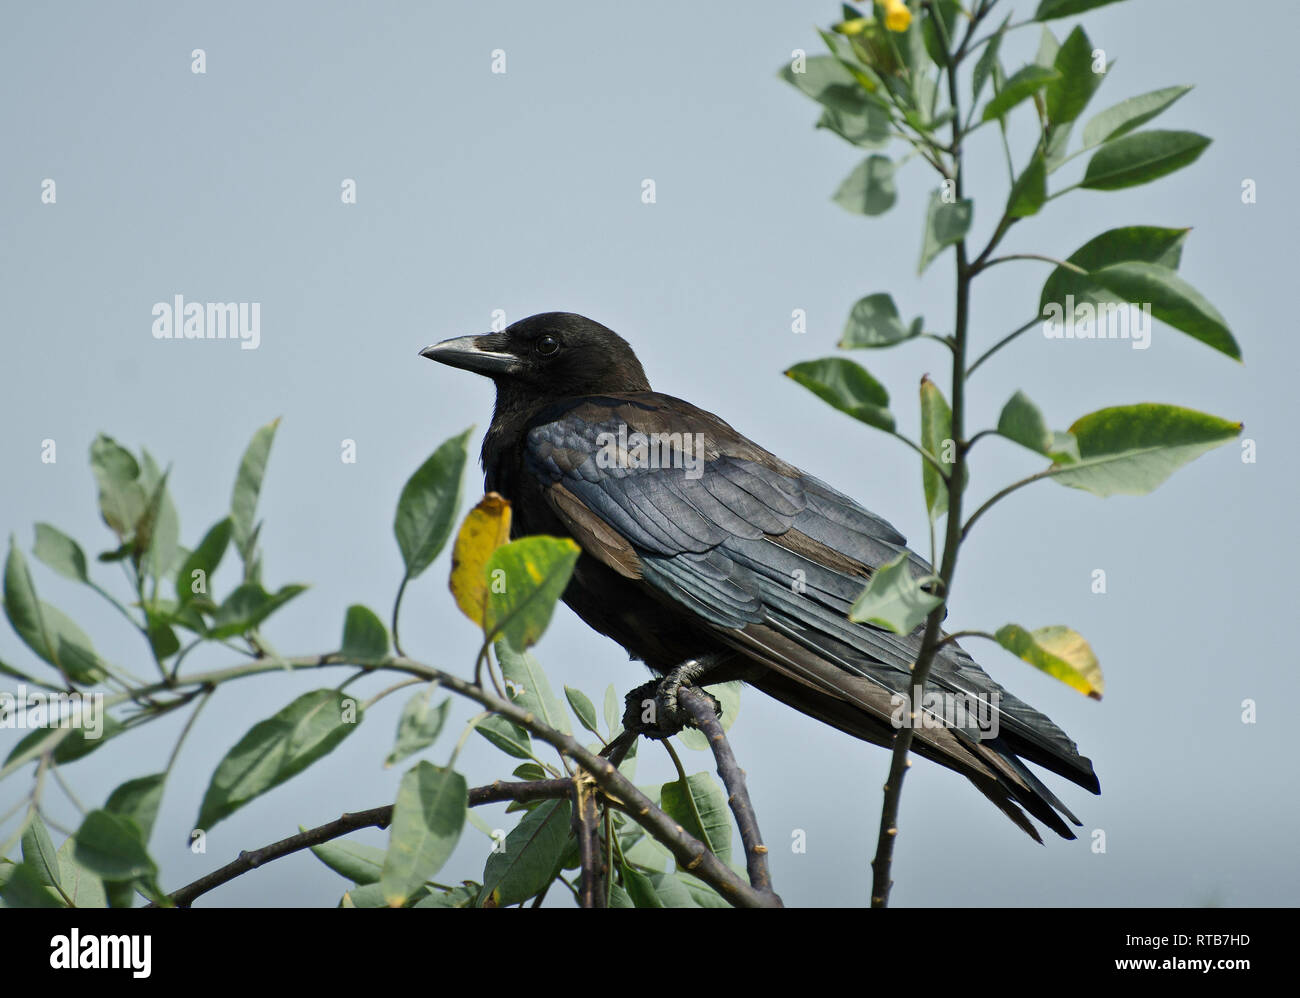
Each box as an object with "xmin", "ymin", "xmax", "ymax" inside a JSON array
[
  {"xmin": 870, "ymin": 7, "xmax": 973, "ymax": 908},
  {"xmin": 155, "ymin": 779, "xmax": 577, "ymax": 908},
  {"xmin": 571, "ymin": 773, "xmax": 606, "ymax": 908},
  {"xmin": 120, "ymin": 652, "xmax": 776, "ymax": 908},
  {"xmin": 677, "ymin": 687, "xmax": 779, "ymax": 903}
]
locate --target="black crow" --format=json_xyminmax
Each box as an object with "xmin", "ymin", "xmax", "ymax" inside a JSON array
[{"xmin": 422, "ymin": 312, "xmax": 1099, "ymax": 841}]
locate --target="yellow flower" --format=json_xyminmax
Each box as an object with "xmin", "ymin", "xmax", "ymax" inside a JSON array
[
  {"xmin": 882, "ymin": 0, "xmax": 911, "ymax": 32},
  {"xmin": 834, "ymin": 17, "xmax": 871, "ymax": 36}
]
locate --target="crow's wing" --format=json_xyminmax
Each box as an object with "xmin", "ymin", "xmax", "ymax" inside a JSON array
[{"xmin": 524, "ymin": 392, "xmax": 1099, "ymax": 839}]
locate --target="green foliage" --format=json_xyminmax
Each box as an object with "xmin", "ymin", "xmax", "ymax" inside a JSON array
[
  {"xmin": 381, "ymin": 762, "xmax": 467, "ymax": 907},
  {"xmin": 778, "ymin": 0, "xmax": 1241, "ymax": 706},
  {"xmin": 196, "ymin": 690, "xmax": 362, "ymax": 831},
  {"xmin": 838, "ymin": 292, "xmax": 922, "ymax": 348},
  {"xmin": 784, "ymin": 357, "xmax": 894, "ymax": 431},
  {"xmin": 340, "ymin": 604, "xmax": 389, "ymax": 663},
  {"xmin": 394, "ymin": 428, "xmax": 472, "ymax": 582},
  {"xmin": 482, "ymin": 537, "xmax": 581, "ymax": 653},
  {"xmin": 848, "ymin": 553, "xmax": 942, "ymax": 635}
]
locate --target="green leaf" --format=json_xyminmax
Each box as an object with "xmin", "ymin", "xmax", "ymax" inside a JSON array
[
  {"xmin": 196, "ymin": 689, "xmax": 362, "ymax": 830},
  {"xmin": 145, "ymin": 615, "xmax": 179, "ymax": 660},
  {"xmin": 815, "ymin": 107, "xmax": 889, "ymax": 148},
  {"xmin": 971, "ymin": 14, "xmax": 1009, "ymax": 107},
  {"xmin": 784, "ymin": 357, "xmax": 894, "ymax": 432},
  {"xmin": 381, "ymin": 761, "xmax": 467, "ymax": 906},
  {"xmin": 1082, "ymin": 85, "xmax": 1192, "ymax": 149},
  {"xmin": 1035, "ymin": 25, "xmax": 1059, "ymax": 68},
  {"xmin": 230, "ymin": 419, "xmax": 280, "ymax": 565},
  {"xmin": 564, "ymin": 687, "xmax": 601, "ymax": 738},
  {"xmin": 3, "ymin": 539, "xmax": 106, "ymax": 684},
  {"xmin": 1050, "ymin": 431, "xmax": 1081, "ymax": 464},
  {"xmin": 981, "ymin": 64, "xmax": 1059, "ymax": 121},
  {"xmin": 340, "ymin": 604, "xmax": 389, "ymax": 662},
  {"xmin": 1089, "ymin": 261, "xmax": 1241, "ymax": 360},
  {"xmin": 497, "ymin": 641, "xmax": 570, "ymax": 735},
  {"xmin": 995, "ymin": 624, "xmax": 1104, "ymax": 699},
  {"xmin": 1007, "ymin": 148, "xmax": 1047, "ymax": 218},
  {"xmin": 89, "ymin": 436, "xmax": 147, "ymax": 541},
  {"xmin": 21, "ymin": 813, "xmax": 61, "ymax": 888},
  {"xmin": 672, "ymin": 871, "xmax": 730, "ymax": 908},
  {"xmin": 848, "ymin": 552, "xmax": 942, "ymax": 635},
  {"xmin": 677, "ymin": 681, "xmax": 742, "ymax": 751},
  {"xmin": 918, "ymin": 191, "xmax": 973, "ymax": 274},
  {"xmin": 483, "ymin": 537, "xmax": 581, "ymax": 653},
  {"xmin": 660, "ymin": 773, "xmax": 732, "ymax": 866},
  {"xmin": 0, "ymin": 861, "xmax": 64, "ymax": 907},
  {"xmin": 208, "ymin": 582, "xmax": 307, "ymax": 639},
  {"xmin": 475, "ymin": 713, "xmax": 535, "ymax": 760},
  {"xmin": 32, "ymin": 525, "xmax": 89, "ymax": 583},
  {"xmin": 479, "ymin": 798, "xmax": 571, "ymax": 907},
  {"xmin": 413, "ymin": 882, "xmax": 478, "ymax": 908},
  {"xmin": 997, "ymin": 391, "xmax": 1053, "ymax": 455},
  {"xmin": 4, "ymin": 714, "xmax": 125, "ymax": 769},
  {"xmin": 1045, "ymin": 25, "xmax": 1105, "ymax": 128},
  {"xmin": 1081, "ymin": 130, "xmax": 1210, "ymax": 190},
  {"xmin": 105, "ymin": 773, "xmax": 165, "ymax": 842},
  {"xmin": 920, "ymin": 0, "xmax": 961, "ymax": 65},
  {"xmin": 779, "ymin": 54, "xmax": 874, "ymax": 114},
  {"xmin": 1050, "ymin": 404, "xmax": 1242, "ymax": 497},
  {"xmin": 1040, "ymin": 226, "xmax": 1190, "ymax": 317},
  {"xmin": 920, "ymin": 377, "xmax": 954, "ymax": 520},
  {"xmin": 310, "ymin": 836, "xmax": 388, "ymax": 885},
  {"xmin": 175, "ymin": 517, "xmax": 232, "ymax": 607},
  {"xmin": 138, "ymin": 452, "xmax": 180, "ymax": 580},
  {"xmin": 340, "ymin": 882, "xmax": 421, "ymax": 908},
  {"xmin": 620, "ymin": 861, "xmax": 664, "ymax": 908},
  {"xmin": 832, "ymin": 155, "xmax": 896, "ymax": 216},
  {"xmin": 394, "ymin": 428, "xmax": 472, "ymax": 581},
  {"xmin": 56, "ymin": 837, "xmax": 107, "ymax": 908},
  {"xmin": 838, "ymin": 293, "xmax": 921, "ymax": 349},
  {"xmin": 603, "ymin": 684, "xmax": 622, "ymax": 738},
  {"xmin": 73, "ymin": 810, "xmax": 157, "ymax": 881},
  {"xmin": 1035, "ymin": 0, "xmax": 1126, "ymax": 19},
  {"xmin": 385, "ymin": 690, "xmax": 450, "ymax": 767}
]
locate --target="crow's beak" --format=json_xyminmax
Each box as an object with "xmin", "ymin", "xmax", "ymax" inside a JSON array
[{"xmin": 419, "ymin": 335, "xmax": 522, "ymax": 377}]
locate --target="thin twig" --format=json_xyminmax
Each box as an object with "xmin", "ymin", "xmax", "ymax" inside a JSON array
[{"xmin": 966, "ymin": 316, "xmax": 1039, "ymax": 377}]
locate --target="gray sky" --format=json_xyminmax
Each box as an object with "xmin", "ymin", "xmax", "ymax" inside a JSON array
[{"xmin": 1, "ymin": 0, "xmax": 1296, "ymax": 907}]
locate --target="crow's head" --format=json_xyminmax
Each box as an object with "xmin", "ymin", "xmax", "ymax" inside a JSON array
[{"xmin": 421, "ymin": 312, "xmax": 651, "ymax": 403}]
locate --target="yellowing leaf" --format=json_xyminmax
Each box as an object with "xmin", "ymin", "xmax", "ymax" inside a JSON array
[
  {"xmin": 995, "ymin": 624, "xmax": 1104, "ymax": 699},
  {"xmin": 448, "ymin": 493, "xmax": 512, "ymax": 627}
]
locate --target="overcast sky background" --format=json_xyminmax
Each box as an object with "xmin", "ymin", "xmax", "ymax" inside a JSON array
[{"xmin": 2, "ymin": 0, "xmax": 1296, "ymax": 907}]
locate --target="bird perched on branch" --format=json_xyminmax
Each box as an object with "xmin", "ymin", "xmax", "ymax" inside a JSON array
[{"xmin": 422, "ymin": 311, "xmax": 1099, "ymax": 841}]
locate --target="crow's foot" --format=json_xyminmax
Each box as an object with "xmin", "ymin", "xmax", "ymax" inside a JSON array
[{"xmin": 622, "ymin": 656, "xmax": 724, "ymax": 740}]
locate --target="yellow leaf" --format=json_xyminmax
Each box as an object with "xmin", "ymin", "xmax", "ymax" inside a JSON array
[
  {"xmin": 995, "ymin": 624, "xmax": 1105, "ymax": 700},
  {"xmin": 449, "ymin": 493, "xmax": 512, "ymax": 627}
]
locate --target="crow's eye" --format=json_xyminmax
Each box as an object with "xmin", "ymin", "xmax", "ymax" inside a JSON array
[{"xmin": 536, "ymin": 334, "xmax": 560, "ymax": 357}]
